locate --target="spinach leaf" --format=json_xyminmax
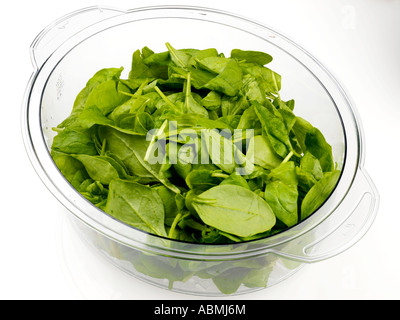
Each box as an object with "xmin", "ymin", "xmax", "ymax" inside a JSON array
[
  {"xmin": 264, "ymin": 181, "xmax": 298, "ymax": 227},
  {"xmin": 191, "ymin": 185, "xmax": 276, "ymax": 237},
  {"xmin": 166, "ymin": 142, "xmax": 193, "ymax": 179},
  {"xmin": 269, "ymin": 161, "xmax": 298, "ymax": 186},
  {"xmin": 220, "ymin": 172, "xmax": 250, "ymax": 190},
  {"xmin": 98, "ymin": 126, "xmax": 180, "ymax": 193},
  {"xmin": 72, "ymin": 154, "xmax": 121, "ymax": 185},
  {"xmin": 51, "ymin": 126, "xmax": 98, "ymax": 156},
  {"xmin": 132, "ymin": 252, "xmax": 192, "ymax": 288},
  {"xmin": 305, "ymin": 127, "xmax": 335, "ymax": 173},
  {"xmin": 52, "ymin": 153, "xmax": 89, "ymax": 189},
  {"xmin": 202, "ymin": 129, "xmax": 254, "ymax": 175},
  {"xmin": 273, "ymin": 98, "xmax": 297, "ymax": 132},
  {"xmin": 77, "ymin": 105, "xmax": 115, "ymax": 129},
  {"xmin": 79, "ymin": 179, "xmax": 108, "ymax": 206},
  {"xmin": 105, "ymin": 179, "xmax": 167, "ymax": 237},
  {"xmin": 201, "ymin": 129, "xmax": 236, "ymax": 174},
  {"xmin": 231, "ymin": 49, "xmax": 273, "ymax": 65},
  {"xmin": 237, "ymin": 106, "xmax": 260, "ymax": 130},
  {"xmin": 263, "ymin": 161, "xmax": 299, "ymax": 227},
  {"xmin": 246, "ymin": 135, "xmax": 282, "ymax": 170},
  {"xmin": 166, "ymin": 42, "xmax": 192, "ymax": 69},
  {"xmin": 221, "ymin": 94, "xmax": 249, "ymax": 117},
  {"xmin": 183, "ymin": 73, "xmax": 209, "ymax": 117},
  {"xmin": 58, "ymin": 67, "xmax": 124, "ymax": 128},
  {"xmin": 301, "ymin": 170, "xmax": 341, "ymax": 220},
  {"xmin": 252, "ymin": 100, "xmax": 293, "ymax": 158},
  {"xmin": 212, "ymin": 267, "xmax": 251, "ymax": 295},
  {"xmin": 152, "ymin": 185, "xmax": 180, "ymax": 226},
  {"xmin": 240, "ymin": 63, "xmax": 281, "ymax": 97},
  {"xmin": 296, "ymin": 152, "xmax": 324, "ymax": 193},
  {"xmin": 200, "ymin": 91, "xmax": 222, "ymax": 110},
  {"xmin": 292, "ymin": 116, "xmax": 314, "ymax": 152},
  {"xmin": 242, "ymin": 74, "xmax": 267, "ymax": 105},
  {"xmin": 84, "ymin": 79, "xmax": 130, "ymax": 116},
  {"xmin": 185, "ymin": 169, "xmax": 223, "ymax": 191},
  {"xmin": 201, "ymin": 58, "xmax": 243, "ymax": 96},
  {"xmin": 300, "ymin": 151, "xmax": 324, "ymax": 180},
  {"xmin": 130, "ymin": 47, "xmax": 168, "ymax": 80}
]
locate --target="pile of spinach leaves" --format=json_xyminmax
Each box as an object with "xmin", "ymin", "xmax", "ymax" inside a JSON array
[{"xmin": 51, "ymin": 43, "xmax": 340, "ymax": 245}]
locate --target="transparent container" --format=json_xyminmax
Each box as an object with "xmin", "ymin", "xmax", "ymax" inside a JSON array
[{"xmin": 22, "ymin": 5, "xmax": 379, "ymax": 296}]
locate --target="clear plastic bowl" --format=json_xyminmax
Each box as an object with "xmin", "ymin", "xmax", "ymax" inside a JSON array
[{"xmin": 22, "ymin": 5, "xmax": 379, "ymax": 296}]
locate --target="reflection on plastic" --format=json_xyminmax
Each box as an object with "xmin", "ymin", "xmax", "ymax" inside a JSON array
[{"xmin": 66, "ymin": 213, "xmax": 304, "ymax": 296}]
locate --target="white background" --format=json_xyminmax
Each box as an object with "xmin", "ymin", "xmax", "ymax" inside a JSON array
[{"xmin": 1, "ymin": 0, "xmax": 399, "ymax": 300}]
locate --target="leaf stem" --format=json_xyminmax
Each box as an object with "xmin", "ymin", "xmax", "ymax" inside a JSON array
[
  {"xmin": 100, "ymin": 138, "xmax": 107, "ymax": 156},
  {"xmin": 144, "ymin": 119, "xmax": 168, "ymax": 162},
  {"xmin": 154, "ymin": 85, "xmax": 181, "ymax": 113},
  {"xmin": 192, "ymin": 197, "xmax": 217, "ymax": 205},
  {"xmin": 52, "ymin": 127, "xmax": 64, "ymax": 133},
  {"xmin": 129, "ymin": 97, "xmax": 151, "ymax": 114},
  {"xmin": 166, "ymin": 42, "xmax": 186, "ymax": 68},
  {"xmin": 184, "ymin": 72, "xmax": 191, "ymax": 113},
  {"xmin": 211, "ymin": 172, "xmax": 230, "ymax": 179},
  {"xmin": 282, "ymin": 151, "xmax": 294, "ymax": 164},
  {"xmin": 118, "ymin": 90, "xmax": 135, "ymax": 97},
  {"xmin": 168, "ymin": 213, "xmax": 182, "ymax": 239},
  {"xmin": 271, "ymin": 72, "xmax": 281, "ymax": 100},
  {"xmin": 133, "ymin": 78, "xmax": 149, "ymax": 98}
]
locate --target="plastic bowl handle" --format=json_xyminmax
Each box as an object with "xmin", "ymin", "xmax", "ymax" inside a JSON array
[
  {"xmin": 29, "ymin": 6, "xmax": 126, "ymax": 70},
  {"xmin": 272, "ymin": 168, "xmax": 379, "ymax": 263}
]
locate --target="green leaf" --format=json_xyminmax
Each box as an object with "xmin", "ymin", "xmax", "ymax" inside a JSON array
[
  {"xmin": 240, "ymin": 63, "xmax": 281, "ymax": 96},
  {"xmin": 253, "ymin": 100, "xmax": 293, "ymax": 158},
  {"xmin": 192, "ymin": 185, "xmax": 276, "ymax": 237},
  {"xmin": 185, "ymin": 169, "xmax": 223, "ymax": 191},
  {"xmin": 202, "ymin": 129, "xmax": 255, "ymax": 175},
  {"xmin": 51, "ymin": 127, "xmax": 97, "ymax": 156},
  {"xmin": 184, "ymin": 73, "xmax": 209, "ymax": 117},
  {"xmin": 77, "ymin": 105, "xmax": 115, "ymax": 129},
  {"xmin": 274, "ymin": 98, "xmax": 296, "ymax": 131},
  {"xmin": 166, "ymin": 42, "xmax": 192, "ymax": 68},
  {"xmin": 219, "ymin": 172, "xmax": 250, "ymax": 189},
  {"xmin": 292, "ymin": 116, "xmax": 314, "ymax": 152},
  {"xmin": 301, "ymin": 170, "xmax": 341, "ymax": 220},
  {"xmin": 200, "ymin": 91, "xmax": 222, "ymax": 110},
  {"xmin": 195, "ymin": 56, "xmax": 230, "ymax": 74},
  {"xmin": 237, "ymin": 106, "xmax": 260, "ymax": 130},
  {"xmin": 231, "ymin": 49, "xmax": 273, "ymax": 65},
  {"xmin": 52, "ymin": 153, "xmax": 89, "ymax": 189},
  {"xmin": 152, "ymin": 185, "xmax": 180, "ymax": 226},
  {"xmin": 71, "ymin": 154, "xmax": 121, "ymax": 185},
  {"xmin": 212, "ymin": 267, "xmax": 250, "ymax": 295},
  {"xmin": 305, "ymin": 127, "xmax": 335, "ymax": 172},
  {"xmin": 264, "ymin": 181, "xmax": 298, "ymax": 227},
  {"xmin": 242, "ymin": 74, "xmax": 267, "ymax": 104},
  {"xmin": 296, "ymin": 153, "xmax": 324, "ymax": 193},
  {"xmin": 246, "ymin": 135, "xmax": 282, "ymax": 170},
  {"xmin": 58, "ymin": 67, "xmax": 124, "ymax": 128},
  {"xmin": 84, "ymin": 79, "xmax": 130, "ymax": 116},
  {"xmin": 300, "ymin": 151, "xmax": 324, "ymax": 181},
  {"xmin": 202, "ymin": 58, "xmax": 243, "ymax": 96},
  {"xmin": 131, "ymin": 47, "xmax": 169, "ymax": 80},
  {"xmin": 98, "ymin": 126, "xmax": 180, "ymax": 193},
  {"xmin": 105, "ymin": 179, "xmax": 167, "ymax": 237},
  {"xmin": 269, "ymin": 161, "xmax": 298, "ymax": 186},
  {"xmin": 221, "ymin": 94, "xmax": 249, "ymax": 117},
  {"xmin": 129, "ymin": 49, "xmax": 152, "ymax": 79}
]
